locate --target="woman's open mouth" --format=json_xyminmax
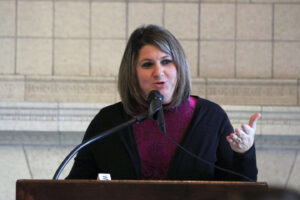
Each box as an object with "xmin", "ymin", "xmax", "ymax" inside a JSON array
[{"xmin": 154, "ymin": 81, "xmax": 166, "ymax": 88}]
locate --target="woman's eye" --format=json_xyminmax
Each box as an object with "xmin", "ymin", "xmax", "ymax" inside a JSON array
[
  {"xmin": 161, "ymin": 59, "xmax": 172, "ymax": 65},
  {"xmin": 141, "ymin": 62, "xmax": 153, "ymax": 68}
]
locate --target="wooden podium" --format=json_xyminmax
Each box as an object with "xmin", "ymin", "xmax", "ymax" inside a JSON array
[{"xmin": 16, "ymin": 179, "xmax": 268, "ymax": 200}]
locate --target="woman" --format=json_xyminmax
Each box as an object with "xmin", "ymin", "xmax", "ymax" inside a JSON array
[{"xmin": 66, "ymin": 24, "xmax": 260, "ymax": 181}]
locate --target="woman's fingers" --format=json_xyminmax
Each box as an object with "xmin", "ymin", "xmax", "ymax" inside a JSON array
[{"xmin": 249, "ymin": 113, "xmax": 261, "ymax": 129}]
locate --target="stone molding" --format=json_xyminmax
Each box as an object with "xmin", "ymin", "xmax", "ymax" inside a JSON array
[
  {"xmin": 1, "ymin": 75, "xmax": 299, "ymax": 106},
  {"xmin": 0, "ymin": 101, "xmax": 105, "ymax": 132},
  {"xmin": 0, "ymin": 101, "xmax": 299, "ymax": 136}
]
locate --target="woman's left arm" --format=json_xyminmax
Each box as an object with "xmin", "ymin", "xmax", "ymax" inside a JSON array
[{"xmin": 226, "ymin": 113, "xmax": 261, "ymax": 154}]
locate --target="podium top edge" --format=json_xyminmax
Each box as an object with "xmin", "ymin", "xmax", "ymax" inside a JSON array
[{"xmin": 16, "ymin": 179, "xmax": 268, "ymax": 186}]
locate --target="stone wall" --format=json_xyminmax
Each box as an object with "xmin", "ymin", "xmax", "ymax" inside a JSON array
[
  {"xmin": 0, "ymin": 0, "xmax": 300, "ymax": 105},
  {"xmin": 1, "ymin": 0, "xmax": 300, "ymax": 200}
]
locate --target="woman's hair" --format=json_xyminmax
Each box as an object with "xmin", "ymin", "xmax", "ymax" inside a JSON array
[{"xmin": 118, "ymin": 24, "xmax": 191, "ymax": 116}]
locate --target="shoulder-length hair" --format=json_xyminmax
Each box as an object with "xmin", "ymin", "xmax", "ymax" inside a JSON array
[{"xmin": 118, "ymin": 24, "xmax": 191, "ymax": 116}]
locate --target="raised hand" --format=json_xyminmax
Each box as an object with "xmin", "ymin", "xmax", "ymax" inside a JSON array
[{"xmin": 226, "ymin": 113, "xmax": 261, "ymax": 154}]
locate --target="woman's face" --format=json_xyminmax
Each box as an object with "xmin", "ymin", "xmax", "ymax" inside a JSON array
[{"xmin": 136, "ymin": 44, "xmax": 177, "ymax": 104}]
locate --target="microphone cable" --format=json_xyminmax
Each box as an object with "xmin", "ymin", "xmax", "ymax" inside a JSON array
[
  {"xmin": 147, "ymin": 90, "xmax": 254, "ymax": 182},
  {"xmin": 162, "ymin": 132, "xmax": 255, "ymax": 182}
]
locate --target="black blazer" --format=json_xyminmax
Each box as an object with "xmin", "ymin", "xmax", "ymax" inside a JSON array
[{"xmin": 66, "ymin": 97, "xmax": 257, "ymax": 181}]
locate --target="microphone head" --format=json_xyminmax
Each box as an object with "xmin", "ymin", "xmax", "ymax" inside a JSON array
[
  {"xmin": 147, "ymin": 90, "xmax": 166, "ymax": 134},
  {"xmin": 147, "ymin": 90, "xmax": 163, "ymax": 104},
  {"xmin": 147, "ymin": 90, "xmax": 164, "ymax": 120}
]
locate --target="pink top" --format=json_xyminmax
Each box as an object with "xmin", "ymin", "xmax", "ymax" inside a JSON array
[{"xmin": 133, "ymin": 96, "xmax": 197, "ymax": 179}]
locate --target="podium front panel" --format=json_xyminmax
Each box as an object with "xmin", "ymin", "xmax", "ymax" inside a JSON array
[{"xmin": 16, "ymin": 179, "xmax": 268, "ymax": 200}]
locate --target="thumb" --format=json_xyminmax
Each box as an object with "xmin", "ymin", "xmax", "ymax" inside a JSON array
[{"xmin": 249, "ymin": 113, "xmax": 261, "ymax": 130}]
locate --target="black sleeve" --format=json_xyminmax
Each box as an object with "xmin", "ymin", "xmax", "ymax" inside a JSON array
[
  {"xmin": 65, "ymin": 109, "xmax": 106, "ymax": 179},
  {"xmin": 66, "ymin": 103, "xmax": 127, "ymax": 179},
  {"xmin": 215, "ymin": 112, "xmax": 258, "ymax": 181}
]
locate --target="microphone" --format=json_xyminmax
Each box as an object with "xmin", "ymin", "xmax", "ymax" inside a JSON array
[{"xmin": 147, "ymin": 90, "xmax": 166, "ymax": 134}]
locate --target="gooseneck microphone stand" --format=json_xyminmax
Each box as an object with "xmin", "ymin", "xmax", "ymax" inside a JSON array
[
  {"xmin": 53, "ymin": 91, "xmax": 163, "ymax": 180},
  {"xmin": 53, "ymin": 112, "xmax": 148, "ymax": 180}
]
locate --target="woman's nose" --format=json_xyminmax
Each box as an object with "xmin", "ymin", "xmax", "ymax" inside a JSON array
[{"xmin": 153, "ymin": 63, "xmax": 164, "ymax": 78}]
